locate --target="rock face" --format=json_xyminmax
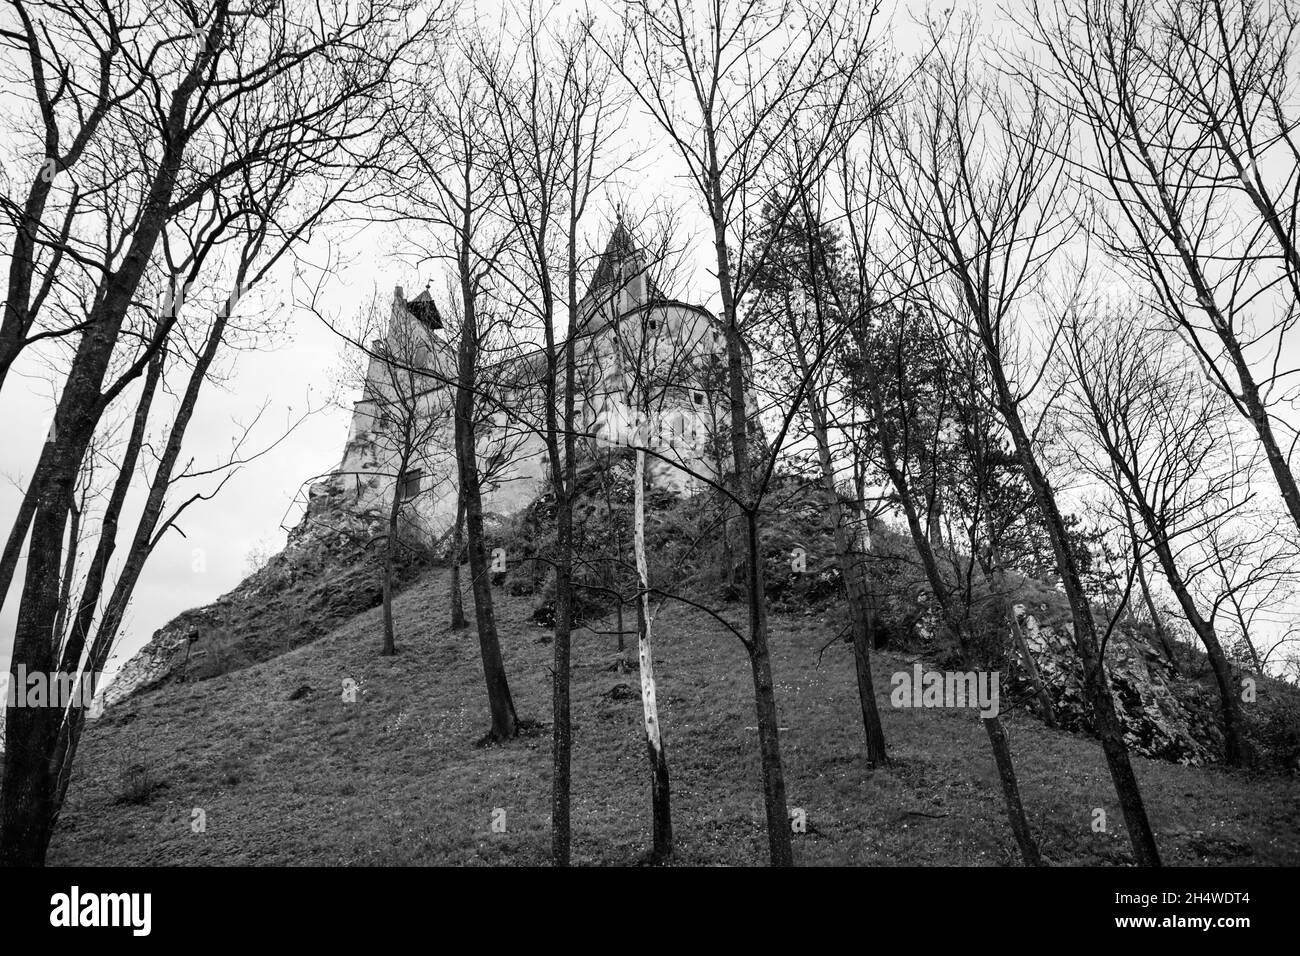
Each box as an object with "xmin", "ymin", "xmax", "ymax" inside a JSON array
[
  {"xmin": 1007, "ymin": 607, "xmax": 1218, "ymax": 764},
  {"xmin": 99, "ymin": 608, "xmax": 223, "ymax": 710},
  {"xmin": 894, "ymin": 585, "xmax": 1222, "ymax": 765},
  {"xmin": 101, "ymin": 479, "xmax": 430, "ymax": 709}
]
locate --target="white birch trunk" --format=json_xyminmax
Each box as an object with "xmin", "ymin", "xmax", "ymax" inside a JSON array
[{"xmin": 634, "ymin": 446, "xmax": 662, "ymax": 757}]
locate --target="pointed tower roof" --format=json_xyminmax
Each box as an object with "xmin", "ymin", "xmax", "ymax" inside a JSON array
[
  {"xmin": 588, "ymin": 221, "xmax": 636, "ymax": 289},
  {"xmin": 406, "ymin": 287, "xmax": 442, "ymax": 332},
  {"xmin": 583, "ymin": 222, "xmax": 665, "ymax": 306}
]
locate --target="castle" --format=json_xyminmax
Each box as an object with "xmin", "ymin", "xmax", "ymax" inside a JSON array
[{"xmin": 307, "ymin": 226, "xmax": 745, "ymax": 542}]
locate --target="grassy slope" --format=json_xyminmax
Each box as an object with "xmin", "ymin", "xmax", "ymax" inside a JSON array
[{"xmin": 50, "ymin": 568, "xmax": 1300, "ymax": 866}]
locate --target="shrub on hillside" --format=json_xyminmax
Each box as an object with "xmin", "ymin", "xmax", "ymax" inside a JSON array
[{"xmin": 1243, "ymin": 679, "xmax": 1300, "ymax": 771}]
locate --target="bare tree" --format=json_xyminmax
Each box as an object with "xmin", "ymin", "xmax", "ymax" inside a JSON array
[
  {"xmin": 1200, "ymin": 516, "xmax": 1299, "ymax": 674},
  {"xmin": 447, "ymin": 486, "xmax": 468, "ymax": 629},
  {"xmin": 946, "ymin": 342, "xmax": 1060, "ymax": 730},
  {"xmin": 480, "ymin": 3, "xmax": 625, "ymax": 863},
  {"xmin": 388, "ymin": 36, "xmax": 523, "ymax": 744},
  {"xmin": 0, "ymin": 0, "xmax": 135, "ymax": 390},
  {"xmin": 813, "ymin": 193, "xmax": 1046, "ymax": 865},
  {"xmin": 605, "ymin": 0, "xmax": 882, "ymax": 866},
  {"xmin": 1062, "ymin": 312, "xmax": 1257, "ymax": 764},
  {"xmin": 1024, "ymin": 0, "xmax": 1300, "ymax": 536},
  {"xmin": 1, "ymin": 0, "xmax": 428, "ymax": 866},
  {"xmin": 746, "ymin": 176, "xmax": 889, "ymax": 769},
  {"xmin": 349, "ymin": 295, "xmax": 449, "ymax": 657},
  {"xmin": 876, "ymin": 25, "xmax": 1162, "ymax": 865},
  {"xmin": 594, "ymin": 218, "xmax": 706, "ymax": 863}
]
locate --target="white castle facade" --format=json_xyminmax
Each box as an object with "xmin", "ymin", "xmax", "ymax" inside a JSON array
[{"xmin": 307, "ymin": 227, "xmax": 747, "ymax": 542}]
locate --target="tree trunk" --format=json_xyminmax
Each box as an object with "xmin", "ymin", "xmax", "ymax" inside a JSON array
[
  {"xmin": 455, "ymin": 272, "xmax": 516, "ymax": 743},
  {"xmin": 708, "ymin": 167, "xmax": 792, "ymax": 866},
  {"xmin": 550, "ymin": 482, "xmax": 573, "ymax": 864},
  {"xmin": 0, "ymin": 172, "xmax": 58, "ymax": 392},
  {"xmin": 1111, "ymin": 88, "xmax": 1300, "ymax": 537},
  {"xmin": 0, "ymin": 484, "xmax": 38, "ymax": 618},
  {"xmin": 986, "ymin": 358, "xmax": 1162, "ymax": 866},
  {"xmin": 633, "ymin": 446, "xmax": 673, "ymax": 860},
  {"xmin": 51, "ymin": 500, "xmax": 81, "ymax": 646},
  {"xmin": 380, "ymin": 475, "xmax": 401, "ymax": 657},
  {"xmin": 982, "ymin": 714, "xmax": 1044, "ymax": 865},
  {"xmin": 1110, "ymin": 443, "xmax": 1249, "ymax": 765},
  {"xmin": 742, "ymin": 511, "xmax": 792, "ymax": 866},
  {"xmin": 43, "ymin": 346, "xmax": 166, "ymax": 820},
  {"xmin": 448, "ymin": 487, "xmax": 467, "ymax": 629},
  {"xmin": 926, "ymin": 500, "xmax": 945, "ymax": 552},
  {"xmin": 49, "ymin": 280, "xmax": 232, "ymax": 825},
  {"xmin": 986, "ymin": 548, "xmax": 1057, "ymax": 729},
  {"xmin": 1146, "ymin": 537, "xmax": 1250, "ymax": 766},
  {"xmin": 1, "ymin": 24, "xmax": 226, "ymax": 864},
  {"xmin": 805, "ymin": 381, "xmax": 887, "ymax": 766},
  {"xmin": 548, "ymin": 221, "xmax": 579, "ymax": 866},
  {"xmin": 1242, "ymin": 374, "xmax": 1300, "ymax": 535},
  {"xmin": 856, "ymin": 350, "xmax": 1042, "ymax": 865},
  {"xmin": 1136, "ymin": 558, "xmax": 1177, "ymax": 674},
  {"xmin": 1240, "ymin": 622, "xmax": 1264, "ymax": 675},
  {"xmin": 1007, "ymin": 603, "xmax": 1057, "ymax": 729},
  {"xmin": 899, "ymin": 520, "xmax": 1043, "ymax": 866}
]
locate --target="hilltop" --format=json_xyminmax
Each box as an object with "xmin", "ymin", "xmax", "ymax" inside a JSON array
[{"xmin": 47, "ymin": 479, "xmax": 1300, "ymax": 865}]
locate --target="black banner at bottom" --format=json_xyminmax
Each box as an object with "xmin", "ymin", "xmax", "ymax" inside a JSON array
[{"xmin": 0, "ymin": 865, "xmax": 1280, "ymax": 942}]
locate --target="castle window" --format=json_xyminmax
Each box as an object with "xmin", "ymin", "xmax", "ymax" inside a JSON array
[
  {"xmin": 692, "ymin": 391, "xmax": 704, "ymax": 406},
  {"xmin": 648, "ymin": 319, "xmax": 658, "ymax": 331},
  {"xmin": 397, "ymin": 468, "xmax": 423, "ymax": 502}
]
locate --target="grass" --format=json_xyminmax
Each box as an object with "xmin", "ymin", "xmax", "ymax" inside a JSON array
[{"xmin": 49, "ymin": 567, "xmax": 1300, "ymax": 866}]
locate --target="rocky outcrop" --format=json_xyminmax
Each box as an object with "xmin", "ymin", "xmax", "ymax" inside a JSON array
[
  {"xmin": 100, "ymin": 475, "xmax": 431, "ymax": 708},
  {"xmin": 1007, "ymin": 606, "xmax": 1217, "ymax": 764},
  {"xmin": 894, "ymin": 586, "xmax": 1221, "ymax": 764},
  {"xmin": 99, "ymin": 606, "xmax": 222, "ymax": 709}
]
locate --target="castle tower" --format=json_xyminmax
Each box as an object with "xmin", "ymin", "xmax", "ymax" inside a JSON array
[
  {"xmin": 578, "ymin": 221, "xmax": 663, "ymax": 334},
  {"xmin": 311, "ymin": 229, "xmax": 735, "ymax": 542}
]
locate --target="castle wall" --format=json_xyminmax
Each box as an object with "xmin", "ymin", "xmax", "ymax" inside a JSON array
[{"xmin": 312, "ymin": 242, "xmax": 751, "ymax": 544}]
